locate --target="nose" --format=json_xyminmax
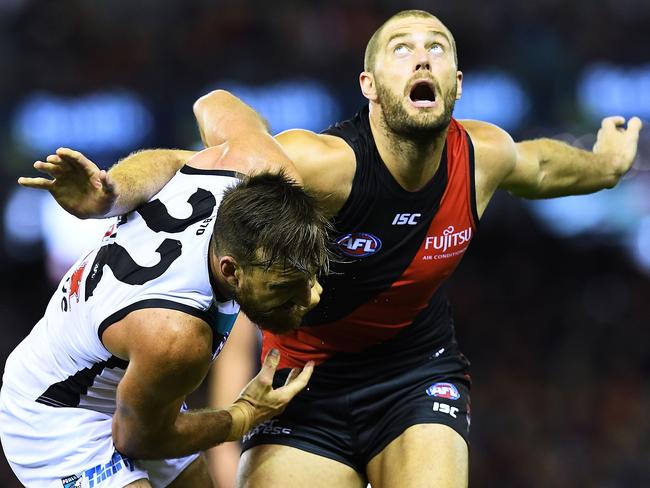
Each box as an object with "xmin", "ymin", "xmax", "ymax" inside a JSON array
[
  {"xmin": 414, "ymin": 48, "xmax": 431, "ymax": 72},
  {"xmin": 294, "ymin": 278, "xmax": 322, "ymax": 310}
]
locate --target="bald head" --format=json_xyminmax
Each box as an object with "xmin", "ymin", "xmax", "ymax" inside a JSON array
[{"xmin": 364, "ymin": 10, "xmax": 458, "ymax": 72}]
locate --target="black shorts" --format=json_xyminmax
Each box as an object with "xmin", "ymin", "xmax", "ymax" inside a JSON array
[{"xmin": 241, "ymin": 345, "xmax": 471, "ymax": 473}]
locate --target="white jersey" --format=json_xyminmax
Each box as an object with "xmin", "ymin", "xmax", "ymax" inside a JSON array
[{"xmin": 2, "ymin": 165, "xmax": 241, "ymax": 416}]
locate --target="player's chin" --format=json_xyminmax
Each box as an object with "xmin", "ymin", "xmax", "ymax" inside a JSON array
[{"xmin": 257, "ymin": 312, "xmax": 305, "ymax": 335}]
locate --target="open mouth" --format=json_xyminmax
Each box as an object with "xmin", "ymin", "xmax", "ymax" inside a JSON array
[{"xmin": 409, "ymin": 80, "xmax": 436, "ymax": 107}]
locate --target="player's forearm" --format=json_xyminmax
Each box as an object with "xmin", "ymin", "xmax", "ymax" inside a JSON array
[
  {"xmin": 193, "ymin": 90, "xmax": 304, "ymax": 183},
  {"xmin": 114, "ymin": 404, "xmax": 250, "ymax": 460},
  {"xmin": 193, "ymin": 90, "xmax": 269, "ymax": 147},
  {"xmin": 105, "ymin": 149, "xmax": 195, "ymax": 216},
  {"xmin": 514, "ymin": 138, "xmax": 626, "ymax": 198}
]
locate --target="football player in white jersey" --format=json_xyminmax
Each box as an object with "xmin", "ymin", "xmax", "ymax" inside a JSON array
[{"xmin": 0, "ymin": 99, "xmax": 330, "ymax": 487}]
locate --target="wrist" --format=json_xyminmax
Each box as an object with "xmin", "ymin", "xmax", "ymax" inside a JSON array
[{"xmin": 225, "ymin": 400, "xmax": 256, "ymax": 441}]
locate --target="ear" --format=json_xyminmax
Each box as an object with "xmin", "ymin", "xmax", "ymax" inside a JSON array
[
  {"xmin": 218, "ymin": 256, "xmax": 241, "ymax": 289},
  {"xmin": 455, "ymin": 71, "xmax": 463, "ymax": 100},
  {"xmin": 359, "ymin": 71, "xmax": 378, "ymax": 102}
]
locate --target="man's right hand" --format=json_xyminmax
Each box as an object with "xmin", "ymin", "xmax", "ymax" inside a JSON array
[
  {"xmin": 226, "ymin": 349, "xmax": 314, "ymax": 441},
  {"xmin": 18, "ymin": 147, "xmax": 116, "ymax": 219}
]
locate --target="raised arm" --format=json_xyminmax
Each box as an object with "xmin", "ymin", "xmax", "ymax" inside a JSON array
[
  {"xmin": 104, "ymin": 308, "xmax": 313, "ymax": 460},
  {"xmin": 502, "ymin": 116, "xmax": 642, "ymax": 198},
  {"xmin": 464, "ymin": 116, "xmax": 642, "ymax": 215},
  {"xmin": 19, "ymin": 147, "xmax": 194, "ymax": 219},
  {"xmin": 194, "ymin": 90, "xmax": 270, "ymax": 148},
  {"xmin": 24, "ymin": 90, "xmax": 305, "ymax": 220},
  {"xmin": 194, "ymin": 90, "xmax": 308, "ymax": 183}
]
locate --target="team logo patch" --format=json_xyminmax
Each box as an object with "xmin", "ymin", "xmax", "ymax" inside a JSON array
[
  {"xmin": 60, "ymin": 451, "xmax": 135, "ymax": 487},
  {"xmin": 335, "ymin": 232, "xmax": 382, "ymax": 257},
  {"xmin": 61, "ymin": 474, "xmax": 82, "ymax": 488},
  {"xmin": 426, "ymin": 382, "xmax": 460, "ymax": 400}
]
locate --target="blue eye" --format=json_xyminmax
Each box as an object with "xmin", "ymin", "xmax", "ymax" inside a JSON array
[
  {"xmin": 394, "ymin": 45, "xmax": 410, "ymax": 56},
  {"xmin": 430, "ymin": 44, "xmax": 443, "ymax": 54}
]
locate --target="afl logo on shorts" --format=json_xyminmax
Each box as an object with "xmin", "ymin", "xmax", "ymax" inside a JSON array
[
  {"xmin": 426, "ymin": 382, "xmax": 460, "ymax": 400},
  {"xmin": 335, "ymin": 233, "xmax": 382, "ymax": 257}
]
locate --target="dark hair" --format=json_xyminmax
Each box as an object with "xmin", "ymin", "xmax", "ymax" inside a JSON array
[
  {"xmin": 364, "ymin": 10, "xmax": 458, "ymax": 72},
  {"xmin": 213, "ymin": 170, "xmax": 331, "ymax": 275}
]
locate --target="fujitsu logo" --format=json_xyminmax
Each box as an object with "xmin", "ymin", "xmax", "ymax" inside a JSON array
[{"xmin": 425, "ymin": 226, "xmax": 472, "ymax": 253}]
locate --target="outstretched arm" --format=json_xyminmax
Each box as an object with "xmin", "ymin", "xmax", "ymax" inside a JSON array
[
  {"xmin": 19, "ymin": 147, "xmax": 194, "ymax": 219},
  {"xmin": 503, "ymin": 116, "xmax": 643, "ymax": 198},
  {"xmin": 22, "ymin": 90, "xmax": 300, "ymax": 219}
]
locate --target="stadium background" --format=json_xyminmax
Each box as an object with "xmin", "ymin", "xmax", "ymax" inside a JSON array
[{"xmin": 1, "ymin": 0, "xmax": 649, "ymax": 486}]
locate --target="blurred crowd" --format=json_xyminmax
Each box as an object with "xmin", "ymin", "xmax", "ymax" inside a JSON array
[{"xmin": 1, "ymin": 1, "xmax": 649, "ymax": 486}]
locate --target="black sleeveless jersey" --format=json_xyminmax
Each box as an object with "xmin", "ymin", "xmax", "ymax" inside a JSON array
[{"xmin": 264, "ymin": 106, "xmax": 479, "ymax": 369}]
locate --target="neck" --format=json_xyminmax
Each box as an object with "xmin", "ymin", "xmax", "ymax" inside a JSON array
[{"xmin": 368, "ymin": 104, "xmax": 449, "ymax": 192}]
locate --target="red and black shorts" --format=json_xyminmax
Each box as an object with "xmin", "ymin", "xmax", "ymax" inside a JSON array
[{"xmin": 241, "ymin": 344, "xmax": 471, "ymax": 473}]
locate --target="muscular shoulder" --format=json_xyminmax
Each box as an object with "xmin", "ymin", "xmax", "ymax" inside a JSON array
[
  {"xmin": 460, "ymin": 120, "xmax": 517, "ymax": 175},
  {"xmin": 103, "ymin": 308, "xmax": 213, "ymax": 388},
  {"xmin": 459, "ymin": 120, "xmax": 517, "ymax": 217},
  {"xmin": 275, "ymin": 129, "xmax": 356, "ymax": 216},
  {"xmin": 184, "ymin": 144, "xmax": 234, "ymax": 172}
]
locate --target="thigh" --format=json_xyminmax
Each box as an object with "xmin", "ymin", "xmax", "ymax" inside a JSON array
[
  {"xmin": 138, "ymin": 452, "xmax": 202, "ymax": 488},
  {"xmin": 238, "ymin": 445, "xmax": 366, "ymax": 488},
  {"xmin": 166, "ymin": 455, "xmax": 213, "ymax": 488},
  {"xmin": 366, "ymin": 424, "xmax": 468, "ymax": 488},
  {"xmin": 353, "ymin": 355, "xmax": 472, "ymax": 465}
]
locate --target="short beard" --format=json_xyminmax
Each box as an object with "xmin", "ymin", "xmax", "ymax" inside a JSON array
[
  {"xmin": 376, "ymin": 80, "xmax": 456, "ymax": 142},
  {"xmin": 233, "ymin": 285, "xmax": 304, "ymax": 335}
]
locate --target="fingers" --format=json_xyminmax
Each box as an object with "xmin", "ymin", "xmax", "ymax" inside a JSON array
[
  {"xmin": 602, "ymin": 116, "xmax": 626, "ymax": 130},
  {"xmin": 627, "ymin": 116, "xmax": 643, "ymax": 135},
  {"xmin": 56, "ymin": 147, "xmax": 98, "ymax": 176},
  {"xmin": 17, "ymin": 176, "xmax": 54, "ymax": 190},
  {"xmin": 46, "ymin": 154, "xmax": 64, "ymax": 165},
  {"xmin": 279, "ymin": 361, "xmax": 314, "ymax": 397},
  {"xmin": 257, "ymin": 349, "xmax": 280, "ymax": 386},
  {"xmin": 33, "ymin": 160, "xmax": 65, "ymax": 177},
  {"xmin": 601, "ymin": 116, "xmax": 644, "ymax": 135},
  {"xmin": 283, "ymin": 367, "xmax": 301, "ymax": 386}
]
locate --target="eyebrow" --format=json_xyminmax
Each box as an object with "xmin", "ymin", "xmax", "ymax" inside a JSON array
[{"xmin": 386, "ymin": 30, "xmax": 452, "ymax": 47}]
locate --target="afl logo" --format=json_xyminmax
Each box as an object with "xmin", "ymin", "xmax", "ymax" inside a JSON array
[
  {"xmin": 336, "ymin": 232, "xmax": 382, "ymax": 257},
  {"xmin": 426, "ymin": 382, "xmax": 460, "ymax": 400}
]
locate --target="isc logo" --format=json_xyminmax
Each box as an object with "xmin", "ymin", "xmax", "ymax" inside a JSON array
[
  {"xmin": 392, "ymin": 213, "xmax": 421, "ymax": 225},
  {"xmin": 336, "ymin": 233, "xmax": 382, "ymax": 257},
  {"xmin": 433, "ymin": 402, "xmax": 459, "ymax": 418}
]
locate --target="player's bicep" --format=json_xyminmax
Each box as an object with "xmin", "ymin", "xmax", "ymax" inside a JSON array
[
  {"xmin": 499, "ymin": 140, "xmax": 545, "ymax": 196},
  {"xmin": 114, "ymin": 355, "xmax": 187, "ymax": 436},
  {"xmin": 105, "ymin": 308, "xmax": 213, "ymax": 449},
  {"xmin": 462, "ymin": 120, "xmax": 522, "ymax": 194}
]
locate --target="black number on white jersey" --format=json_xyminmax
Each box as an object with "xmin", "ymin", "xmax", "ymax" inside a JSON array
[
  {"xmin": 85, "ymin": 239, "xmax": 182, "ymax": 300},
  {"xmin": 137, "ymin": 188, "xmax": 216, "ymax": 233}
]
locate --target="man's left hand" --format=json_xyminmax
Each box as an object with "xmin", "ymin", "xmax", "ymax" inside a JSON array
[
  {"xmin": 18, "ymin": 147, "xmax": 116, "ymax": 219},
  {"xmin": 593, "ymin": 116, "xmax": 643, "ymax": 176}
]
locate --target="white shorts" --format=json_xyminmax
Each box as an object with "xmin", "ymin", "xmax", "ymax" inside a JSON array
[{"xmin": 0, "ymin": 388, "xmax": 199, "ymax": 488}]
